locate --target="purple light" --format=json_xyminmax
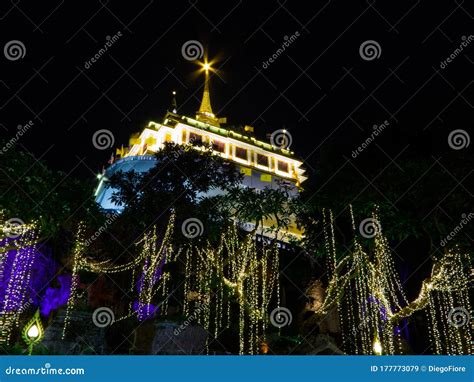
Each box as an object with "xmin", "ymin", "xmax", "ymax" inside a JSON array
[
  {"xmin": 29, "ymin": 246, "xmax": 58, "ymax": 306},
  {"xmin": 40, "ymin": 274, "xmax": 72, "ymax": 316},
  {"xmin": 0, "ymin": 239, "xmax": 70, "ymax": 317},
  {"xmin": 0, "ymin": 238, "xmax": 36, "ymax": 313},
  {"xmin": 133, "ymin": 301, "xmax": 159, "ymax": 321},
  {"xmin": 134, "ymin": 252, "xmax": 166, "ymax": 321},
  {"xmin": 367, "ymin": 295, "xmax": 388, "ymax": 321},
  {"xmin": 136, "ymin": 255, "xmax": 166, "ymax": 294}
]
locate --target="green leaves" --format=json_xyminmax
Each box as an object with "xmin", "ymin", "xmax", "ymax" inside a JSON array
[{"xmin": 0, "ymin": 144, "xmax": 102, "ymax": 240}]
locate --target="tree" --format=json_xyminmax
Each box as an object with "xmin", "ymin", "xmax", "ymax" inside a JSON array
[
  {"xmin": 106, "ymin": 142, "xmax": 242, "ymax": 249},
  {"xmin": 215, "ymin": 181, "xmax": 296, "ymax": 239},
  {"xmin": 297, "ymin": 154, "xmax": 473, "ymax": 258},
  {"xmin": 0, "ymin": 142, "xmax": 103, "ymax": 256}
]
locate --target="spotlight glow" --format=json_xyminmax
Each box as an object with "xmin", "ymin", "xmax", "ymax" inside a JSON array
[
  {"xmin": 27, "ymin": 324, "xmax": 39, "ymax": 339},
  {"xmin": 373, "ymin": 339, "xmax": 382, "ymax": 355}
]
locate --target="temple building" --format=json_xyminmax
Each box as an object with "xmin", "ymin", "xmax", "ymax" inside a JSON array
[{"xmin": 95, "ymin": 62, "xmax": 307, "ymax": 239}]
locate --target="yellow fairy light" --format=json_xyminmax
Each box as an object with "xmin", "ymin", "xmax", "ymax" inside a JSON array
[
  {"xmin": 313, "ymin": 207, "xmax": 472, "ymax": 355},
  {"xmin": 0, "ymin": 216, "xmax": 39, "ymax": 345},
  {"xmin": 182, "ymin": 223, "xmax": 280, "ymax": 354},
  {"xmin": 373, "ymin": 336, "xmax": 382, "ymax": 355},
  {"xmin": 63, "ymin": 213, "xmax": 177, "ymax": 337}
]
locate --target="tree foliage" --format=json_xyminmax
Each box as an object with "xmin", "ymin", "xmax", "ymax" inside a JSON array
[
  {"xmin": 297, "ymin": 154, "xmax": 473, "ymax": 257},
  {"xmin": 0, "ymin": 143, "xmax": 102, "ymax": 243}
]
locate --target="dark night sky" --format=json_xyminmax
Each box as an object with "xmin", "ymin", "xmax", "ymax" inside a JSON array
[
  {"xmin": 0, "ymin": 1, "xmax": 472, "ymax": 180},
  {"xmin": 0, "ymin": 2, "xmax": 472, "ymax": 356}
]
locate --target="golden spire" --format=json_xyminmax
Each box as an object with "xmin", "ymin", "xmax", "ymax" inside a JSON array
[
  {"xmin": 196, "ymin": 61, "xmax": 221, "ymax": 126},
  {"xmin": 198, "ymin": 64, "xmax": 214, "ymax": 116}
]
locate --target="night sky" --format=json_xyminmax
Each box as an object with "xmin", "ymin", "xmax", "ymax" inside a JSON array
[
  {"xmin": 0, "ymin": 2, "xmax": 473, "ymax": 357},
  {"xmin": 0, "ymin": 1, "xmax": 472, "ymax": 180}
]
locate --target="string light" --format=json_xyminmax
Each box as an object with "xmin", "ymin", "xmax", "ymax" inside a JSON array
[
  {"xmin": 63, "ymin": 213, "xmax": 177, "ymax": 337},
  {"xmin": 5, "ymin": 205, "xmax": 468, "ymax": 356},
  {"xmin": 315, "ymin": 207, "xmax": 472, "ymax": 355},
  {"xmin": 0, "ymin": 216, "xmax": 38, "ymax": 345},
  {"xmin": 183, "ymin": 225, "xmax": 280, "ymax": 354}
]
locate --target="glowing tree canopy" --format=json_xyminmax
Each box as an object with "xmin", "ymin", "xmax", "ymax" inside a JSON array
[{"xmin": 313, "ymin": 206, "xmax": 472, "ymax": 355}]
